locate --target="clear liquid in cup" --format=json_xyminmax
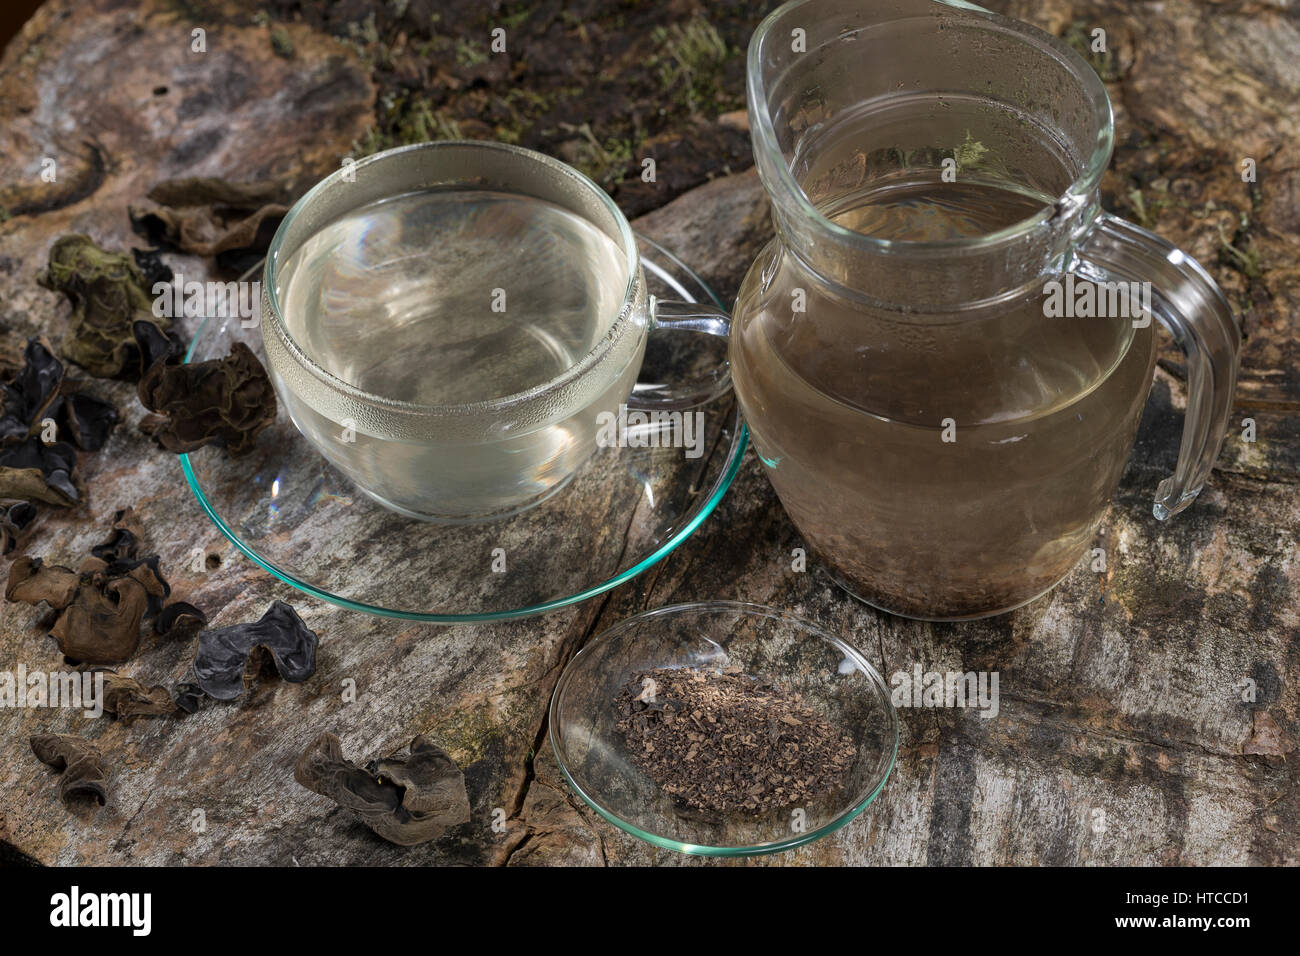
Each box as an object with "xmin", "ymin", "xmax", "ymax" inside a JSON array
[
  {"xmin": 278, "ymin": 188, "xmax": 629, "ymax": 404},
  {"xmin": 273, "ymin": 188, "xmax": 640, "ymax": 521}
]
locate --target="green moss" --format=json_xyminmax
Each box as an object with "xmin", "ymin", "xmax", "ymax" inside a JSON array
[
  {"xmin": 455, "ymin": 37, "xmax": 488, "ymax": 68},
  {"xmin": 561, "ymin": 123, "xmax": 635, "ymax": 188},
  {"xmin": 269, "ymin": 27, "xmax": 294, "ymax": 58},
  {"xmin": 1216, "ymin": 223, "xmax": 1262, "ymax": 279},
  {"xmin": 489, "ymin": 85, "xmax": 587, "ymax": 146},
  {"xmin": 1125, "ymin": 187, "xmax": 1170, "ymax": 229},
  {"xmin": 354, "ymin": 92, "xmax": 463, "ymax": 156},
  {"xmin": 506, "ymin": 87, "xmax": 554, "ymax": 112},
  {"xmin": 344, "ymin": 12, "xmax": 390, "ymax": 69},
  {"xmin": 650, "ymin": 16, "xmax": 741, "ymax": 116},
  {"xmin": 414, "ymin": 34, "xmax": 454, "ymax": 58},
  {"xmin": 424, "ymin": 704, "xmax": 502, "ymax": 767},
  {"xmin": 499, "ymin": 5, "xmax": 532, "ymax": 31},
  {"xmin": 1062, "ymin": 20, "xmax": 1123, "ymax": 82},
  {"xmin": 1127, "ymin": 188, "xmax": 1151, "ymax": 227}
]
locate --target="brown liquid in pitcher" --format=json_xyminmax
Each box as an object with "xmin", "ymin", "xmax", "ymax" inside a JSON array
[{"xmin": 732, "ymin": 180, "xmax": 1156, "ymax": 618}]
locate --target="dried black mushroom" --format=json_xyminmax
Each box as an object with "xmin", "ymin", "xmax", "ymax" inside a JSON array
[
  {"xmin": 84, "ymin": 553, "xmax": 172, "ymax": 619},
  {"xmin": 41, "ymin": 559, "xmax": 150, "ymax": 663},
  {"xmin": 83, "ymin": 508, "xmax": 169, "ymax": 616},
  {"xmin": 31, "ymin": 556, "xmax": 160, "ymax": 664},
  {"xmin": 99, "ymin": 671, "xmax": 176, "ymax": 718},
  {"xmin": 0, "ymin": 438, "xmax": 80, "ymax": 506},
  {"xmin": 37, "ymin": 234, "xmax": 171, "ymax": 379},
  {"xmin": 30, "ymin": 733, "xmax": 109, "ymax": 807},
  {"xmin": 173, "ymin": 682, "xmax": 204, "ymax": 714},
  {"xmin": 154, "ymin": 600, "xmax": 207, "ymax": 637},
  {"xmin": 294, "ymin": 733, "xmax": 471, "ymax": 846},
  {"xmin": 129, "ymin": 177, "xmax": 288, "ymax": 269},
  {"xmin": 85, "ymin": 506, "xmax": 142, "ymax": 559},
  {"xmin": 0, "ymin": 337, "xmax": 117, "ymax": 500},
  {"xmin": 4, "ymin": 510, "xmax": 190, "ymax": 665},
  {"xmin": 132, "ymin": 318, "xmax": 184, "ymax": 371},
  {"xmin": 88, "ymin": 528, "xmax": 138, "ymax": 563},
  {"xmin": 5, "ymin": 555, "xmax": 78, "ymax": 609},
  {"xmin": 56, "ymin": 391, "xmax": 119, "ymax": 451},
  {"xmin": 0, "ymin": 500, "xmax": 36, "ymax": 554},
  {"xmin": 0, "ymin": 337, "xmax": 63, "ymax": 444},
  {"xmin": 131, "ymin": 247, "xmax": 173, "ymax": 289},
  {"xmin": 135, "ymin": 328, "xmax": 276, "ymax": 456},
  {"xmin": 146, "ymin": 177, "xmax": 285, "ymax": 209},
  {"xmin": 187, "ymin": 600, "xmax": 317, "ymax": 702}
]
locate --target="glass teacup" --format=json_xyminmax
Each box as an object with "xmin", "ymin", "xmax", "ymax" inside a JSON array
[{"xmin": 261, "ymin": 141, "xmax": 730, "ymax": 522}]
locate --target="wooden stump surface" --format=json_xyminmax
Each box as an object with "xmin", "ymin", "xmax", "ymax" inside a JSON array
[{"xmin": 0, "ymin": 0, "xmax": 1296, "ymax": 865}]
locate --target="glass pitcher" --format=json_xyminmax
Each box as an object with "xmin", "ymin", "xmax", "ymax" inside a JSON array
[{"xmin": 730, "ymin": 0, "xmax": 1240, "ymax": 619}]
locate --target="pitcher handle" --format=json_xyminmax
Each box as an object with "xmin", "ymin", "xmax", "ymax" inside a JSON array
[
  {"xmin": 1071, "ymin": 213, "xmax": 1241, "ymax": 519},
  {"xmin": 629, "ymin": 295, "xmax": 732, "ymax": 410}
]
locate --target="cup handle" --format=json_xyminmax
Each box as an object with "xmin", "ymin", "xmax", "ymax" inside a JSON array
[
  {"xmin": 1071, "ymin": 213, "xmax": 1242, "ymax": 519},
  {"xmin": 628, "ymin": 295, "xmax": 733, "ymax": 410}
]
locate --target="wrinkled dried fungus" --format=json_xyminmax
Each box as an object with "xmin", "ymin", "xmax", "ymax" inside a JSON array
[
  {"xmin": 99, "ymin": 671, "xmax": 176, "ymax": 718},
  {"xmin": 154, "ymin": 600, "xmax": 207, "ymax": 637},
  {"xmin": 89, "ymin": 530, "xmax": 137, "ymax": 564},
  {"xmin": 131, "ymin": 318, "xmax": 184, "ymax": 371},
  {"xmin": 4, "ymin": 512, "xmax": 198, "ymax": 665},
  {"xmin": 55, "ymin": 391, "xmax": 119, "ymax": 451},
  {"xmin": 37, "ymin": 235, "xmax": 171, "ymax": 378},
  {"xmin": 5, "ymin": 556, "xmax": 78, "ymax": 609},
  {"xmin": 11, "ymin": 561, "xmax": 147, "ymax": 663},
  {"xmin": 131, "ymin": 247, "xmax": 173, "ymax": 289},
  {"xmin": 187, "ymin": 600, "xmax": 318, "ymax": 701},
  {"xmin": 294, "ymin": 733, "xmax": 471, "ymax": 846},
  {"xmin": 129, "ymin": 176, "xmax": 288, "ymax": 265},
  {"xmin": 0, "ymin": 337, "xmax": 63, "ymax": 444},
  {"xmin": 30, "ymin": 733, "xmax": 109, "ymax": 807},
  {"xmin": 0, "ymin": 438, "xmax": 80, "ymax": 505},
  {"xmin": 0, "ymin": 337, "xmax": 117, "ymax": 503},
  {"xmin": 48, "ymin": 557, "xmax": 170, "ymax": 664},
  {"xmin": 136, "ymin": 325, "xmax": 276, "ymax": 456},
  {"xmin": 173, "ymin": 682, "xmax": 204, "ymax": 714},
  {"xmin": 0, "ymin": 500, "xmax": 36, "ymax": 554}
]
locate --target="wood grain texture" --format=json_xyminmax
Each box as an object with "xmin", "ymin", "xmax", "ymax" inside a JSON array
[{"xmin": 0, "ymin": 0, "xmax": 1296, "ymax": 866}]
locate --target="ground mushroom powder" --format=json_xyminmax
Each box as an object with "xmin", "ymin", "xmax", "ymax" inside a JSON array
[{"xmin": 615, "ymin": 667, "xmax": 857, "ymax": 814}]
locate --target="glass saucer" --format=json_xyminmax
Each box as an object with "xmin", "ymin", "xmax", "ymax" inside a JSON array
[
  {"xmin": 179, "ymin": 234, "xmax": 747, "ymax": 622},
  {"xmin": 550, "ymin": 602, "xmax": 899, "ymax": 855}
]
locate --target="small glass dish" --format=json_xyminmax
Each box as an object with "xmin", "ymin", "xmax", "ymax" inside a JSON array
[
  {"xmin": 179, "ymin": 237, "xmax": 745, "ymax": 622},
  {"xmin": 549, "ymin": 601, "xmax": 898, "ymax": 856}
]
